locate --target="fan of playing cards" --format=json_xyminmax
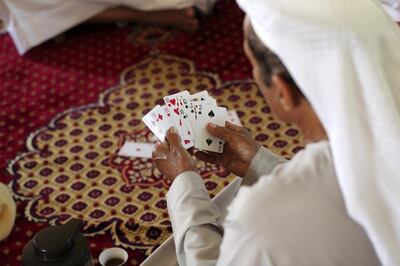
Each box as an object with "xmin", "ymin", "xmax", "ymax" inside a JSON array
[{"xmin": 142, "ymin": 90, "xmax": 228, "ymax": 153}]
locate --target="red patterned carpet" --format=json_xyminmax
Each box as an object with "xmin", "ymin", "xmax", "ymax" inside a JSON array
[{"xmin": 0, "ymin": 1, "xmax": 303, "ymax": 265}]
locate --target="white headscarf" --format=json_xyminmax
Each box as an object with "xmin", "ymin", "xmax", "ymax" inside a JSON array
[
  {"xmin": 237, "ymin": 0, "xmax": 400, "ymax": 265},
  {"xmin": 381, "ymin": 0, "xmax": 400, "ymax": 21}
]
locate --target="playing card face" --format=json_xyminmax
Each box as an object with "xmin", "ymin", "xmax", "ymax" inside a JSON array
[
  {"xmin": 190, "ymin": 91, "xmax": 209, "ymax": 102},
  {"xmin": 164, "ymin": 91, "xmax": 194, "ymax": 148},
  {"xmin": 180, "ymin": 96, "xmax": 196, "ymax": 132},
  {"xmin": 162, "ymin": 105, "xmax": 171, "ymax": 120},
  {"xmin": 142, "ymin": 90, "xmax": 232, "ymax": 152},
  {"xmin": 177, "ymin": 95, "xmax": 195, "ymax": 140},
  {"xmin": 195, "ymin": 105, "xmax": 227, "ymax": 153},
  {"xmin": 193, "ymin": 98, "xmax": 217, "ymax": 120},
  {"xmin": 227, "ymin": 110, "xmax": 242, "ymax": 127},
  {"xmin": 142, "ymin": 105, "xmax": 172, "ymax": 142},
  {"xmin": 180, "ymin": 95, "xmax": 193, "ymax": 117},
  {"xmin": 118, "ymin": 142, "xmax": 155, "ymax": 158}
]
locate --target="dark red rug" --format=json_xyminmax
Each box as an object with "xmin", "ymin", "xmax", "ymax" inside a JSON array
[{"xmin": 0, "ymin": 1, "xmax": 304, "ymax": 265}]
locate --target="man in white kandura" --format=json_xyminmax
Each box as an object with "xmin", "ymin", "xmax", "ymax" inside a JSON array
[
  {"xmin": 149, "ymin": 0, "xmax": 400, "ymax": 265},
  {"xmin": 0, "ymin": 0, "xmax": 216, "ymax": 54}
]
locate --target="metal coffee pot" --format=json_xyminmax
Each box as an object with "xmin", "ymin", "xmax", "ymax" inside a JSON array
[{"xmin": 22, "ymin": 218, "xmax": 93, "ymax": 266}]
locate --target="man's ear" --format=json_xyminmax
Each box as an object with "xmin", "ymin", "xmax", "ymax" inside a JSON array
[{"xmin": 272, "ymin": 74, "xmax": 299, "ymax": 111}]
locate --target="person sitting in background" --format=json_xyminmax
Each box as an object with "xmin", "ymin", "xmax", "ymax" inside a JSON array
[
  {"xmin": 0, "ymin": 0, "xmax": 216, "ymax": 55},
  {"xmin": 151, "ymin": 0, "xmax": 400, "ymax": 265}
]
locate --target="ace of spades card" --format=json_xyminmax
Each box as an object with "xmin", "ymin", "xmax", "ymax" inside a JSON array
[{"xmin": 195, "ymin": 105, "xmax": 227, "ymax": 153}]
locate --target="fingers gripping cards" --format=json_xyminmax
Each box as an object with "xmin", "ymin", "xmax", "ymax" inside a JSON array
[
  {"xmin": 194, "ymin": 104, "xmax": 227, "ymax": 153},
  {"xmin": 142, "ymin": 90, "xmax": 228, "ymax": 153}
]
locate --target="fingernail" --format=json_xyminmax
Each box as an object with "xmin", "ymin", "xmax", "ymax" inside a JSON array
[
  {"xmin": 171, "ymin": 127, "xmax": 178, "ymax": 134},
  {"xmin": 208, "ymin": 123, "xmax": 216, "ymax": 129},
  {"xmin": 154, "ymin": 155, "xmax": 167, "ymax": 161}
]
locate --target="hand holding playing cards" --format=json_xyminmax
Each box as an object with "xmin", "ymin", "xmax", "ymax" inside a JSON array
[
  {"xmin": 195, "ymin": 121, "xmax": 261, "ymax": 177},
  {"xmin": 152, "ymin": 128, "xmax": 196, "ymax": 181}
]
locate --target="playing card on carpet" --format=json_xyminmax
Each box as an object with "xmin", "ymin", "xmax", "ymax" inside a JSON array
[
  {"xmin": 118, "ymin": 142, "xmax": 155, "ymax": 158},
  {"xmin": 195, "ymin": 105, "xmax": 227, "ymax": 153}
]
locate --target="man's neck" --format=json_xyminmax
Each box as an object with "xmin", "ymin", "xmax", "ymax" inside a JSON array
[{"xmin": 295, "ymin": 102, "xmax": 328, "ymax": 144}]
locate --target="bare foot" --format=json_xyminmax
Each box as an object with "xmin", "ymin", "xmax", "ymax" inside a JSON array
[
  {"xmin": 176, "ymin": 7, "xmax": 199, "ymax": 32},
  {"xmin": 89, "ymin": 7, "xmax": 199, "ymax": 32},
  {"xmin": 137, "ymin": 7, "xmax": 199, "ymax": 32}
]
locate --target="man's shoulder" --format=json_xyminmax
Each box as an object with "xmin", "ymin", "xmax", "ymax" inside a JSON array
[
  {"xmin": 222, "ymin": 141, "xmax": 378, "ymax": 266},
  {"xmin": 225, "ymin": 140, "xmax": 340, "ymax": 235}
]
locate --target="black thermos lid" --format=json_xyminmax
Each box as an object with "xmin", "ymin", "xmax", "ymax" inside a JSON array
[{"xmin": 22, "ymin": 219, "xmax": 92, "ymax": 266}]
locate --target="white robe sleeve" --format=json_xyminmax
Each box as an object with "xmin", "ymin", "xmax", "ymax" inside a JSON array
[
  {"xmin": 165, "ymin": 148, "xmax": 285, "ymax": 265},
  {"xmin": 166, "ymin": 142, "xmax": 379, "ymax": 266},
  {"xmin": 166, "ymin": 171, "xmax": 223, "ymax": 266},
  {"xmin": 243, "ymin": 146, "xmax": 287, "ymax": 186},
  {"xmin": 167, "ymin": 172, "xmax": 265, "ymax": 266},
  {"xmin": 166, "ymin": 172, "xmax": 278, "ymax": 266},
  {"xmin": 216, "ymin": 221, "xmax": 273, "ymax": 266}
]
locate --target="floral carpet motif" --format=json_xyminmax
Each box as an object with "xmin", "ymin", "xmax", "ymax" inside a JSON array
[
  {"xmin": 128, "ymin": 26, "xmax": 175, "ymax": 47},
  {"xmin": 8, "ymin": 54, "xmax": 303, "ymax": 256}
]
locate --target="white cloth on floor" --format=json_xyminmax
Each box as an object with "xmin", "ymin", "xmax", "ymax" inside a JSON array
[
  {"xmin": 166, "ymin": 143, "xmax": 379, "ymax": 265},
  {"xmin": 82, "ymin": 0, "xmax": 216, "ymax": 12},
  {"xmin": 0, "ymin": 183, "xmax": 16, "ymax": 241},
  {"xmin": 237, "ymin": 0, "xmax": 400, "ymax": 265},
  {"xmin": 0, "ymin": 0, "xmax": 216, "ymax": 54},
  {"xmin": 380, "ymin": 0, "xmax": 400, "ymax": 21}
]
